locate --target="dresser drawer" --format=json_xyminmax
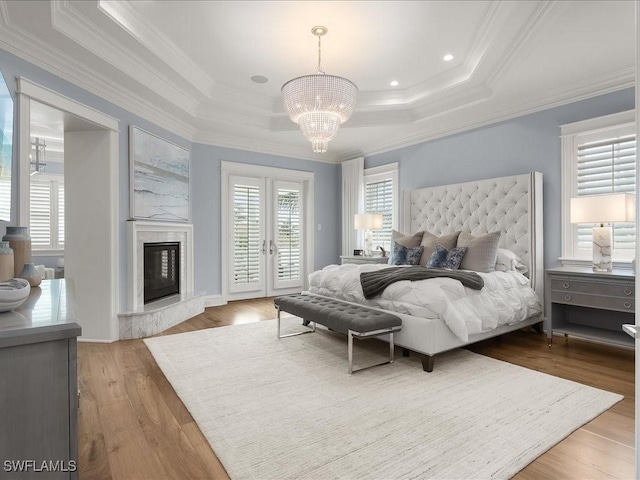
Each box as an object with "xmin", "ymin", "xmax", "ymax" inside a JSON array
[
  {"xmin": 550, "ymin": 290, "xmax": 634, "ymax": 312},
  {"xmin": 550, "ymin": 278, "xmax": 634, "ymax": 298}
]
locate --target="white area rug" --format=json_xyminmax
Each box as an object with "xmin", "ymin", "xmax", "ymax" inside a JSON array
[{"xmin": 145, "ymin": 319, "xmax": 623, "ymax": 480}]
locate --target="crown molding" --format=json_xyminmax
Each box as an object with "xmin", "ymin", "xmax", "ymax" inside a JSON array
[
  {"xmin": 485, "ymin": 1, "xmax": 567, "ymax": 86},
  {"xmin": 345, "ymin": 68, "xmax": 635, "ymax": 162},
  {"xmin": 413, "ymin": 83, "xmax": 493, "ymax": 121},
  {"xmin": 0, "ymin": 5, "xmax": 195, "ymax": 141},
  {"xmin": 51, "ymin": 0, "xmax": 200, "ymax": 116},
  {"xmin": 191, "ymin": 128, "xmax": 340, "ymax": 164},
  {"xmin": 98, "ymin": 0, "xmax": 214, "ymax": 98},
  {"xmin": 0, "ymin": 0, "xmax": 9, "ymax": 24}
]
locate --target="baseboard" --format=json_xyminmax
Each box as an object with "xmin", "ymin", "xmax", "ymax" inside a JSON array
[
  {"xmin": 204, "ymin": 294, "xmax": 226, "ymax": 307},
  {"xmin": 78, "ymin": 338, "xmax": 116, "ymax": 343}
]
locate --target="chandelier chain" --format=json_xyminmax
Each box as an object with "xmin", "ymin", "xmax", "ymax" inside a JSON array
[{"xmin": 317, "ymin": 34, "xmax": 324, "ymax": 74}]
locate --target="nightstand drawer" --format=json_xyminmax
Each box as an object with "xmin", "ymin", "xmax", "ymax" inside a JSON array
[
  {"xmin": 550, "ymin": 290, "xmax": 634, "ymax": 312},
  {"xmin": 550, "ymin": 278, "xmax": 634, "ymax": 298}
]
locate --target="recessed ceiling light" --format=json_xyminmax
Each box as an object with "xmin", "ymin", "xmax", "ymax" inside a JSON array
[
  {"xmin": 390, "ymin": 80, "xmax": 399, "ymax": 87},
  {"xmin": 443, "ymin": 54, "xmax": 454, "ymax": 62},
  {"xmin": 251, "ymin": 75, "xmax": 269, "ymax": 84}
]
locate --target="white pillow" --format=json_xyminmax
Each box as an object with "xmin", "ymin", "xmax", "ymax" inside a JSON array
[{"xmin": 495, "ymin": 248, "xmax": 528, "ymax": 274}]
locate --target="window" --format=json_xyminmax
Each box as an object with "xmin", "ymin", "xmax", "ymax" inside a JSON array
[
  {"xmin": 30, "ymin": 175, "xmax": 64, "ymax": 252},
  {"xmin": 363, "ymin": 163, "xmax": 398, "ymax": 252},
  {"xmin": 561, "ymin": 110, "xmax": 636, "ymax": 265},
  {"xmin": 232, "ymin": 182, "xmax": 261, "ymax": 285},
  {"xmin": 0, "ymin": 177, "xmax": 10, "ymax": 222}
]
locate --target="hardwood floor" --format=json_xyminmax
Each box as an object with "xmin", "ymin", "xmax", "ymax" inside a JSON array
[{"xmin": 78, "ymin": 298, "xmax": 635, "ymax": 479}]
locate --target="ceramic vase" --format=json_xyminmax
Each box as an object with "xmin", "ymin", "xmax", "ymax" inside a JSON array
[
  {"xmin": 2, "ymin": 226, "xmax": 31, "ymax": 277},
  {"xmin": 18, "ymin": 262, "xmax": 42, "ymax": 287},
  {"xmin": 0, "ymin": 241, "xmax": 14, "ymax": 282}
]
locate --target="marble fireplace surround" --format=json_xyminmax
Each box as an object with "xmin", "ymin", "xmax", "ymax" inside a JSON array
[{"xmin": 118, "ymin": 221, "xmax": 204, "ymax": 339}]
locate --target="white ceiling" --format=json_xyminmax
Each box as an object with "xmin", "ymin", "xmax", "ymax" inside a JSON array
[{"xmin": 0, "ymin": 0, "xmax": 635, "ymax": 163}]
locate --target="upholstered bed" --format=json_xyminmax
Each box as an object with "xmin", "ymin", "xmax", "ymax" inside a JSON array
[{"xmin": 308, "ymin": 172, "xmax": 544, "ymax": 370}]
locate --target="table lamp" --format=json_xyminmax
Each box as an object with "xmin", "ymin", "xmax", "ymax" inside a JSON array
[
  {"xmin": 570, "ymin": 193, "xmax": 635, "ymax": 272},
  {"xmin": 354, "ymin": 213, "xmax": 383, "ymax": 256}
]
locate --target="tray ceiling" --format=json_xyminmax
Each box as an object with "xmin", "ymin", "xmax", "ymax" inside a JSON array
[{"xmin": 0, "ymin": 0, "xmax": 635, "ymax": 163}]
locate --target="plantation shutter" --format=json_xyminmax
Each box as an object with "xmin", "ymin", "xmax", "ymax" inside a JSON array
[
  {"xmin": 58, "ymin": 183, "xmax": 65, "ymax": 248},
  {"xmin": 0, "ymin": 178, "xmax": 10, "ymax": 222},
  {"xmin": 576, "ymin": 135, "xmax": 636, "ymax": 258},
  {"xmin": 276, "ymin": 187, "xmax": 301, "ymax": 282},
  {"xmin": 233, "ymin": 183, "xmax": 261, "ymax": 285},
  {"xmin": 30, "ymin": 181, "xmax": 52, "ymax": 249},
  {"xmin": 365, "ymin": 178, "xmax": 393, "ymax": 250}
]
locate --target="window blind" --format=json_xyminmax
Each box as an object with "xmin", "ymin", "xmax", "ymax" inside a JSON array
[
  {"xmin": 365, "ymin": 178, "xmax": 393, "ymax": 250},
  {"xmin": 276, "ymin": 188, "xmax": 301, "ymax": 281},
  {"xmin": 576, "ymin": 135, "xmax": 636, "ymax": 257},
  {"xmin": 58, "ymin": 184, "xmax": 65, "ymax": 248},
  {"xmin": 233, "ymin": 184, "xmax": 261, "ymax": 285},
  {"xmin": 30, "ymin": 181, "xmax": 52, "ymax": 248},
  {"xmin": 0, "ymin": 178, "xmax": 10, "ymax": 222}
]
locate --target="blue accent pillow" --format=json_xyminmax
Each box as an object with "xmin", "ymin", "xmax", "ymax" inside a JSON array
[
  {"xmin": 426, "ymin": 244, "xmax": 467, "ymax": 270},
  {"xmin": 390, "ymin": 242, "xmax": 424, "ymax": 266}
]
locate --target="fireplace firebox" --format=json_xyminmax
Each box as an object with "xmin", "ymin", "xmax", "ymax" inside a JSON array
[{"xmin": 144, "ymin": 242, "xmax": 180, "ymax": 304}]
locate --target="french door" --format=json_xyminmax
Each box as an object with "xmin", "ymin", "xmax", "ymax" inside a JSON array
[{"xmin": 227, "ymin": 173, "xmax": 307, "ymax": 300}]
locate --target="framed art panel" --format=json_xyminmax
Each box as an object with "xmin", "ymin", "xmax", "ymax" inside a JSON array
[{"xmin": 130, "ymin": 126, "xmax": 190, "ymax": 222}]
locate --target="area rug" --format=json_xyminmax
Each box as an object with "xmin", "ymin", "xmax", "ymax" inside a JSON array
[{"xmin": 145, "ymin": 319, "xmax": 623, "ymax": 480}]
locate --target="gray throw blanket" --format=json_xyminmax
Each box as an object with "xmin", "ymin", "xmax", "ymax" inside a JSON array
[{"xmin": 360, "ymin": 266, "xmax": 484, "ymax": 299}]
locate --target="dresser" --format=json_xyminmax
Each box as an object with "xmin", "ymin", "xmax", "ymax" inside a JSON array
[
  {"xmin": 340, "ymin": 255, "xmax": 389, "ymax": 265},
  {"xmin": 545, "ymin": 267, "xmax": 634, "ymax": 348},
  {"xmin": 0, "ymin": 280, "xmax": 80, "ymax": 479}
]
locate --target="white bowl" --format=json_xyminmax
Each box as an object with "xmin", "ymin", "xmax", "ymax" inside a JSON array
[{"xmin": 0, "ymin": 278, "xmax": 31, "ymax": 312}]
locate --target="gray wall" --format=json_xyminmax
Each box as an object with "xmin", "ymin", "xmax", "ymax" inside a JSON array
[
  {"xmin": 0, "ymin": 48, "xmax": 341, "ymax": 304},
  {"xmin": 365, "ymin": 88, "xmax": 636, "ymax": 268},
  {"xmin": 191, "ymin": 144, "xmax": 340, "ymax": 297}
]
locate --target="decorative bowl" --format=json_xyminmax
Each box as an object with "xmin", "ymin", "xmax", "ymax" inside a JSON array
[{"xmin": 0, "ymin": 278, "xmax": 31, "ymax": 312}]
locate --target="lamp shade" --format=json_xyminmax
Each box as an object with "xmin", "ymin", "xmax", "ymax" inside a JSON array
[
  {"xmin": 354, "ymin": 213, "xmax": 383, "ymax": 230},
  {"xmin": 570, "ymin": 193, "xmax": 635, "ymax": 224}
]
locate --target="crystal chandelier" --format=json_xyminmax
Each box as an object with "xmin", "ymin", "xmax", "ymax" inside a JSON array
[{"xmin": 282, "ymin": 26, "xmax": 358, "ymax": 153}]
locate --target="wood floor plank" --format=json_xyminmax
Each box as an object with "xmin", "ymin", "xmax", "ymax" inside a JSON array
[
  {"xmin": 182, "ymin": 422, "xmax": 230, "ymax": 480},
  {"xmin": 77, "ymin": 346, "xmax": 112, "ymax": 480},
  {"xmin": 78, "ymin": 298, "xmax": 635, "ymax": 479},
  {"xmin": 99, "ymin": 400, "xmax": 168, "ymax": 480}
]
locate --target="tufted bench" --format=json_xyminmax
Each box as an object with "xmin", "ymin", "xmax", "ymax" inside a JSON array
[{"xmin": 274, "ymin": 294, "xmax": 402, "ymax": 374}]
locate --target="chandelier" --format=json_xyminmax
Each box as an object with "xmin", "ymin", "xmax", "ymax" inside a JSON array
[
  {"xmin": 281, "ymin": 26, "xmax": 358, "ymax": 153},
  {"xmin": 30, "ymin": 137, "xmax": 47, "ymax": 175}
]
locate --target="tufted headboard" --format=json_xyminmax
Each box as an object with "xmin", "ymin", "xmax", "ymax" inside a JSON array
[{"xmin": 403, "ymin": 172, "xmax": 543, "ymax": 299}]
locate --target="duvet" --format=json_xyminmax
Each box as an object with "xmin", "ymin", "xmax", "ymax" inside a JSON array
[{"xmin": 308, "ymin": 263, "xmax": 542, "ymax": 342}]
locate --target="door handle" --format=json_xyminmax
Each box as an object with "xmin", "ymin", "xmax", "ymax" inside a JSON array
[
  {"xmin": 269, "ymin": 240, "xmax": 278, "ymax": 255},
  {"xmin": 262, "ymin": 240, "xmax": 266, "ymax": 255}
]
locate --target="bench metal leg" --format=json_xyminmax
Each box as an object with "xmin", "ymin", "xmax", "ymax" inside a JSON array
[
  {"xmin": 348, "ymin": 329, "xmax": 399, "ymax": 375},
  {"xmin": 277, "ymin": 306, "xmax": 316, "ymax": 339}
]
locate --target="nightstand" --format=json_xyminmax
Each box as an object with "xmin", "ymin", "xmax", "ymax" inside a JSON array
[
  {"xmin": 340, "ymin": 255, "xmax": 388, "ymax": 265},
  {"xmin": 545, "ymin": 267, "xmax": 635, "ymax": 348}
]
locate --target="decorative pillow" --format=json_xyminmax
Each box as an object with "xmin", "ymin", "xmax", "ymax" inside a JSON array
[
  {"xmin": 388, "ymin": 230, "xmax": 424, "ymax": 264},
  {"xmin": 495, "ymin": 248, "xmax": 529, "ymax": 274},
  {"xmin": 457, "ymin": 231, "xmax": 501, "ymax": 272},
  {"xmin": 419, "ymin": 231, "xmax": 461, "ymax": 266},
  {"xmin": 426, "ymin": 244, "xmax": 467, "ymax": 270},
  {"xmin": 389, "ymin": 243, "xmax": 424, "ymax": 266}
]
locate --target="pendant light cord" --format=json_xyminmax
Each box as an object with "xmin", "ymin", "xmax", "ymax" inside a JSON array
[{"xmin": 317, "ymin": 33, "xmax": 324, "ymax": 74}]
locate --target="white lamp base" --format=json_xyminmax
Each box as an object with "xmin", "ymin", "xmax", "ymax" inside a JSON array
[
  {"xmin": 592, "ymin": 225, "xmax": 613, "ymax": 272},
  {"xmin": 364, "ymin": 229, "xmax": 372, "ymax": 256}
]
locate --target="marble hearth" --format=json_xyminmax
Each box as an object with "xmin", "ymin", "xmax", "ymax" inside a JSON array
[{"xmin": 118, "ymin": 221, "xmax": 204, "ymax": 339}]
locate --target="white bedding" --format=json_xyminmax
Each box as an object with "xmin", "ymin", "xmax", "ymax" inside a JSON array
[{"xmin": 308, "ymin": 264, "xmax": 542, "ymax": 342}]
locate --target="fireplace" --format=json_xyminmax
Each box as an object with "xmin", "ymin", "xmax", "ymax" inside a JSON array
[{"xmin": 144, "ymin": 242, "xmax": 180, "ymax": 304}]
